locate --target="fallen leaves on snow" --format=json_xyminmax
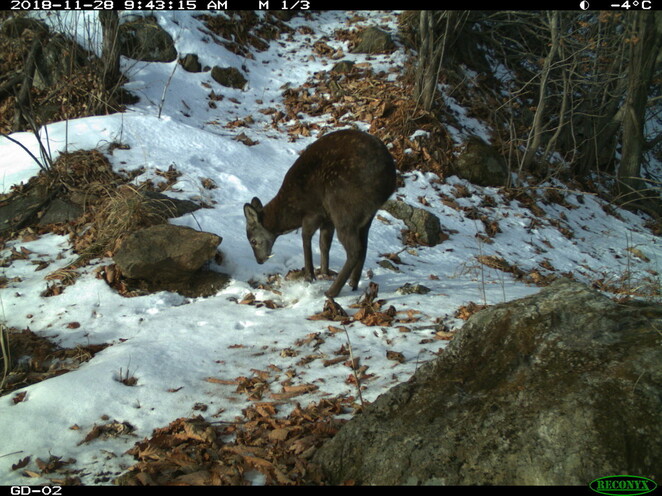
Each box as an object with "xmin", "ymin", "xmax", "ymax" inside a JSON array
[{"xmin": 117, "ymin": 398, "xmax": 347, "ymax": 485}]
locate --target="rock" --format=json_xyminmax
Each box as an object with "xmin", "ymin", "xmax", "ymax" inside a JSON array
[
  {"xmin": 118, "ymin": 16, "xmax": 177, "ymax": 62},
  {"xmin": 453, "ymin": 136, "xmax": 509, "ymax": 187},
  {"xmin": 123, "ymin": 269, "xmax": 231, "ymax": 298},
  {"xmin": 396, "ymin": 282, "xmax": 430, "ymax": 295},
  {"xmin": 179, "ymin": 53, "xmax": 202, "ymax": 72},
  {"xmin": 0, "ymin": 177, "xmax": 201, "ymax": 235},
  {"xmin": 382, "ymin": 199, "xmax": 447, "ymax": 246},
  {"xmin": 38, "ymin": 198, "xmax": 83, "ymax": 225},
  {"xmin": 1, "ymin": 17, "xmax": 49, "ymax": 37},
  {"xmin": 211, "ymin": 66, "xmax": 247, "ymax": 89},
  {"xmin": 74, "ymin": 186, "xmax": 202, "ymax": 221},
  {"xmin": 313, "ymin": 280, "xmax": 662, "ymax": 485},
  {"xmin": 114, "ymin": 224, "xmax": 221, "ymax": 283},
  {"xmin": 33, "ymin": 33, "xmax": 93, "ymax": 90},
  {"xmin": 330, "ymin": 60, "xmax": 355, "ymax": 74},
  {"xmin": 0, "ymin": 183, "xmax": 52, "ymax": 235},
  {"xmin": 351, "ymin": 27, "xmax": 395, "ymax": 54},
  {"xmin": 35, "ymin": 103, "xmax": 61, "ymax": 123},
  {"xmin": 377, "ymin": 259, "xmax": 400, "ymax": 272},
  {"xmin": 140, "ymin": 191, "xmax": 202, "ymax": 219}
]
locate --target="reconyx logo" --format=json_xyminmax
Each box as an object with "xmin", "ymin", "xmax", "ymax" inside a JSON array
[{"xmin": 590, "ymin": 476, "xmax": 658, "ymax": 496}]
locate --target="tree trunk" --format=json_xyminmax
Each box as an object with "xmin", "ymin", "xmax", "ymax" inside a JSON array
[
  {"xmin": 414, "ymin": 11, "xmax": 466, "ymax": 112},
  {"xmin": 99, "ymin": 11, "xmax": 121, "ymax": 96},
  {"xmin": 414, "ymin": 11, "xmax": 437, "ymax": 111},
  {"xmin": 617, "ymin": 11, "xmax": 662, "ymax": 201}
]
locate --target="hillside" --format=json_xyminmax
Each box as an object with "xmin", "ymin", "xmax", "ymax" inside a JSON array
[{"xmin": 0, "ymin": 10, "xmax": 660, "ymax": 485}]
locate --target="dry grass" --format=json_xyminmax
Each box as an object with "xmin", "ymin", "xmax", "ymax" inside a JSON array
[{"xmin": 84, "ymin": 185, "xmax": 171, "ymax": 258}]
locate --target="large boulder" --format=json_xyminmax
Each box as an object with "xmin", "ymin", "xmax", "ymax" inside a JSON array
[
  {"xmin": 1, "ymin": 17, "xmax": 49, "ymax": 37},
  {"xmin": 211, "ymin": 66, "xmax": 247, "ymax": 89},
  {"xmin": 382, "ymin": 199, "xmax": 447, "ymax": 246},
  {"xmin": 118, "ymin": 16, "xmax": 177, "ymax": 62},
  {"xmin": 351, "ymin": 27, "xmax": 396, "ymax": 54},
  {"xmin": 113, "ymin": 224, "xmax": 221, "ymax": 282},
  {"xmin": 33, "ymin": 33, "xmax": 93, "ymax": 90},
  {"xmin": 453, "ymin": 136, "xmax": 509, "ymax": 187},
  {"xmin": 313, "ymin": 280, "xmax": 662, "ymax": 485}
]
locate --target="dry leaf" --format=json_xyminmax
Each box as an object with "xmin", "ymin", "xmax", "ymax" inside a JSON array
[
  {"xmin": 386, "ymin": 350, "xmax": 405, "ymax": 363},
  {"xmin": 172, "ymin": 470, "xmax": 211, "ymax": 485},
  {"xmin": 205, "ymin": 377, "xmax": 239, "ymax": 385},
  {"xmin": 322, "ymin": 356, "xmax": 347, "ymax": 367},
  {"xmin": 268, "ymin": 428, "xmax": 291, "ymax": 442},
  {"xmin": 11, "ymin": 457, "xmax": 30, "ymax": 471},
  {"xmin": 435, "ymin": 330, "xmax": 455, "ymax": 340},
  {"xmin": 308, "ymin": 298, "xmax": 349, "ymax": 322}
]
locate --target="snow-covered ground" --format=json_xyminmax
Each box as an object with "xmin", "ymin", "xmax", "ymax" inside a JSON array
[{"xmin": 0, "ymin": 10, "xmax": 659, "ymax": 485}]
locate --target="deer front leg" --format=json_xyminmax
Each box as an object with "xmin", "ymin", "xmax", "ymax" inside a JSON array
[
  {"xmin": 319, "ymin": 221, "xmax": 335, "ymax": 277},
  {"xmin": 301, "ymin": 216, "xmax": 322, "ymax": 282}
]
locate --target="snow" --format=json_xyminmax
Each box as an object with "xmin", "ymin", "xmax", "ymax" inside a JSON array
[{"xmin": 0, "ymin": 10, "xmax": 660, "ymax": 486}]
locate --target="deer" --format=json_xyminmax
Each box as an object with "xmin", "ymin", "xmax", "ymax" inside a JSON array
[{"xmin": 243, "ymin": 129, "xmax": 397, "ymax": 298}]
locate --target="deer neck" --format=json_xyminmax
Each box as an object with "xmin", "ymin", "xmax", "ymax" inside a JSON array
[{"xmin": 263, "ymin": 196, "xmax": 303, "ymax": 235}]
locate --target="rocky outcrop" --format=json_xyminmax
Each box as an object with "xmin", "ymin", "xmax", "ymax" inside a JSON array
[
  {"xmin": 313, "ymin": 280, "xmax": 662, "ymax": 485},
  {"xmin": 0, "ymin": 182, "xmax": 53, "ymax": 235},
  {"xmin": 0, "ymin": 182, "xmax": 200, "ymax": 235},
  {"xmin": 0, "ymin": 17, "xmax": 95, "ymax": 94}
]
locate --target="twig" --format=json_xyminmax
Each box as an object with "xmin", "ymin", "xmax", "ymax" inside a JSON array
[
  {"xmin": 0, "ymin": 451, "xmax": 24, "ymax": 459},
  {"xmin": 0, "ymin": 132, "xmax": 49, "ymax": 173},
  {"xmin": 342, "ymin": 325, "xmax": 365, "ymax": 409},
  {"xmin": 0, "ymin": 73, "xmax": 23, "ymax": 100},
  {"xmin": 0, "ymin": 323, "xmax": 10, "ymax": 393},
  {"xmin": 14, "ymin": 36, "xmax": 43, "ymax": 130},
  {"xmin": 158, "ymin": 62, "xmax": 178, "ymax": 119}
]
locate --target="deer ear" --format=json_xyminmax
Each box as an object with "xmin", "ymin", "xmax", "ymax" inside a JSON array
[
  {"xmin": 244, "ymin": 203, "xmax": 260, "ymax": 225},
  {"xmin": 250, "ymin": 197, "xmax": 263, "ymax": 212}
]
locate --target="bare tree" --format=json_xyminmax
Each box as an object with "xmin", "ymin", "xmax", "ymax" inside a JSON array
[
  {"xmin": 519, "ymin": 11, "xmax": 560, "ymax": 173},
  {"xmin": 474, "ymin": 10, "xmax": 660, "ymax": 204}
]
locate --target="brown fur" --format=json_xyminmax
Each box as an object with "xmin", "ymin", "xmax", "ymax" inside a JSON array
[{"xmin": 244, "ymin": 129, "xmax": 396, "ymax": 297}]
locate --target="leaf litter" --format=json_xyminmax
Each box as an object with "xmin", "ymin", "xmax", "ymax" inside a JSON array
[{"xmin": 117, "ymin": 398, "xmax": 346, "ymax": 486}]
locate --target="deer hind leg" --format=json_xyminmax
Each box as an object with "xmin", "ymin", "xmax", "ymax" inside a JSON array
[
  {"xmin": 325, "ymin": 226, "xmax": 363, "ymax": 298},
  {"xmin": 348, "ymin": 216, "xmax": 373, "ymax": 290}
]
